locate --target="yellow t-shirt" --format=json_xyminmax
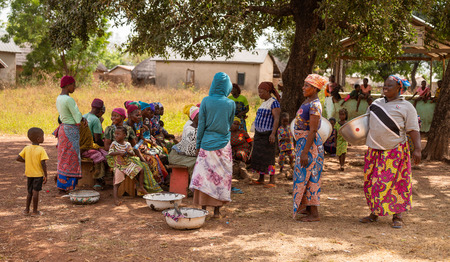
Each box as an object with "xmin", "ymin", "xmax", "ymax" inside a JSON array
[{"xmin": 19, "ymin": 145, "xmax": 49, "ymax": 177}]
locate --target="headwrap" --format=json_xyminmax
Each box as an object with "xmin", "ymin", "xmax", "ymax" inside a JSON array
[
  {"xmin": 60, "ymin": 76, "xmax": 75, "ymax": 88},
  {"xmin": 112, "ymin": 108, "xmax": 126, "ymax": 119},
  {"xmin": 304, "ymin": 74, "xmax": 328, "ymax": 90},
  {"xmin": 183, "ymin": 104, "xmax": 195, "ymax": 116},
  {"xmin": 258, "ymin": 81, "xmax": 281, "ymax": 101},
  {"xmin": 388, "ymin": 75, "xmax": 410, "ymax": 93},
  {"xmin": 189, "ymin": 106, "xmax": 199, "ymax": 120},
  {"xmin": 91, "ymin": 98, "xmax": 104, "ymax": 109},
  {"xmin": 124, "ymin": 100, "xmax": 133, "ymax": 108},
  {"xmin": 153, "ymin": 102, "xmax": 163, "ymax": 109},
  {"xmin": 139, "ymin": 101, "xmax": 154, "ymax": 111},
  {"xmin": 233, "ymin": 117, "xmax": 241, "ymax": 124},
  {"xmin": 127, "ymin": 104, "xmax": 139, "ymax": 116}
]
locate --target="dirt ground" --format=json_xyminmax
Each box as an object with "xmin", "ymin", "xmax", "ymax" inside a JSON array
[{"xmin": 0, "ymin": 135, "xmax": 449, "ymax": 262}]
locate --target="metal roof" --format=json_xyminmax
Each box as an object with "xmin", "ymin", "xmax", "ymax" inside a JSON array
[
  {"xmin": 0, "ymin": 30, "xmax": 22, "ymax": 53},
  {"xmin": 152, "ymin": 49, "xmax": 270, "ymax": 64},
  {"xmin": 109, "ymin": 65, "xmax": 135, "ymax": 72}
]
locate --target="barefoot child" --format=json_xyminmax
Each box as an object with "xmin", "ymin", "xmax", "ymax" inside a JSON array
[
  {"xmin": 109, "ymin": 126, "xmax": 148, "ymax": 205},
  {"xmin": 16, "ymin": 127, "xmax": 49, "ymax": 216},
  {"xmin": 335, "ymin": 108, "xmax": 348, "ymax": 171},
  {"xmin": 277, "ymin": 112, "xmax": 294, "ymax": 174}
]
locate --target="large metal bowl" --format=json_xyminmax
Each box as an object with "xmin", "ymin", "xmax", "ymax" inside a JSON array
[
  {"xmin": 162, "ymin": 207, "xmax": 209, "ymax": 230},
  {"xmin": 338, "ymin": 114, "xmax": 369, "ymax": 145},
  {"xmin": 64, "ymin": 190, "xmax": 100, "ymax": 205},
  {"xmin": 143, "ymin": 192, "xmax": 185, "ymax": 211},
  {"xmin": 290, "ymin": 116, "xmax": 333, "ymax": 141}
]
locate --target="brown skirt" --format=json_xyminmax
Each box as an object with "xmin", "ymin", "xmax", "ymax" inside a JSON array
[{"xmin": 193, "ymin": 190, "xmax": 228, "ymax": 207}]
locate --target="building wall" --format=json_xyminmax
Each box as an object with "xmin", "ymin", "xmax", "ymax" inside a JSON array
[
  {"xmin": 0, "ymin": 52, "xmax": 16, "ymax": 85},
  {"xmin": 155, "ymin": 60, "xmax": 272, "ymax": 92},
  {"xmin": 258, "ymin": 55, "xmax": 274, "ymax": 84},
  {"xmin": 109, "ymin": 68, "xmax": 131, "ymax": 76}
]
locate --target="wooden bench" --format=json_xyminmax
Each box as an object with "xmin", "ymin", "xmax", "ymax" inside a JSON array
[
  {"xmin": 78, "ymin": 158, "xmax": 95, "ymax": 187},
  {"xmin": 167, "ymin": 165, "xmax": 189, "ymax": 196}
]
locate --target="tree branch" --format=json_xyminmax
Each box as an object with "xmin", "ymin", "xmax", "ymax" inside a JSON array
[{"xmin": 247, "ymin": 5, "xmax": 293, "ymax": 17}]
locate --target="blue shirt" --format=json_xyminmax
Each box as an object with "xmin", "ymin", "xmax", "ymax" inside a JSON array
[
  {"xmin": 196, "ymin": 72, "xmax": 236, "ymax": 151},
  {"xmin": 254, "ymin": 97, "xmax": 280, "ymax": 132}
]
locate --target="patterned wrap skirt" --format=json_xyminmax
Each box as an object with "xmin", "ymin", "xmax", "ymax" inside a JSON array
[
  {"xmin": 292, "ymin": 130, "xmax": 324, "ymax": 218},
  {"xmin": 364, "ymin": 142, "xmax": 412, "ymax": 216},
  {"xmin": 189, "ymin": 142, "xmax": 233, "ymax": 203},
  {"xmin": 57, "ymin": 124, "xmax": 81, "ymax": 191}
]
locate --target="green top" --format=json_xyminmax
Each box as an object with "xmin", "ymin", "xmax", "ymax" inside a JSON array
[
  {"xmin": 56, "ymin": 95, "xmax": 83, "ymax": 124},
  {"xmin": 228, "ymin": 94, "xmax": 249, "ymax": 116},
  {"xmin": 83, "ymin": 112, "xmax": 103, "ymax": 136},
  {"xmin": 104, "ymin": 125, "xmax": 136, "ymax": 142}
]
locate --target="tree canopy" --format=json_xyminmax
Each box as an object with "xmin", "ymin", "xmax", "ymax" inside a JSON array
[{"xmin": 2, "ymin": 0, "xmax": 111, "ymax": 79}]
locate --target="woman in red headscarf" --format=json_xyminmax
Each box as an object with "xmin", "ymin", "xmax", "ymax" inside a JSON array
[
  {"xmin": 55, "ymin": 76, "xmax": 86, "ymax": 192},
  {"xmin": 250, "ymin": 82, "xmax": 281, "ymax": 187},
  {"xmin": 292, "ymin": 74, "xmax": 326, "ymax": 222},
  {"xmin": 104, "ymin": 107, "xmax": 162, "ymax": 195}
]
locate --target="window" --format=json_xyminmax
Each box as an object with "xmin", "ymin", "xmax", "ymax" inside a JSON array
[{"xmin": 237, "ymin": 72, "xmax": 245, "ymax": 86}]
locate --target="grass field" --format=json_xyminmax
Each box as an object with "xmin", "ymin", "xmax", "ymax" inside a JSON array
[{"xmin": 0, "ymin": 81, "xmax": 262, "ymax": 136}]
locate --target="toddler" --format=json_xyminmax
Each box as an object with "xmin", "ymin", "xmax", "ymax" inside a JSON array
[
  {"xmin": 277, "ymin": 112, "xmax": 294, "ymax": 173},
  {"xmin": 17, "ymin": 127, "xmax": 49, "ymax": 216},
  {"xmin": 109, "ymin": 126, "xmax": 148, "ymax": 206},
  {"xmin": 335, "ymin": 108, "xmax": 348, "ymax": 171},
  {"xmin": 230, "ymin": 118, "xmax": 252, "ymax": 181}
]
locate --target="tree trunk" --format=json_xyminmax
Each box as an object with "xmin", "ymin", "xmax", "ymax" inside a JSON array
[
  {"xmin": 410, "ymin": 62, "xmax": 419, "ymax": 90},
  {"xmin": 422, "ymin": 63, "xmax": 450, "ymax": 160},
  {"xmin": 281, "ymin": 0, "xmax": 321, "ymax": 120}
]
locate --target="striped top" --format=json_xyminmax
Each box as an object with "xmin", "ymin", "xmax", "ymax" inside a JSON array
[
  {"xmin": 254, "ymin": 97, "xmax": 280, "ymax": 132},
  {"xmin": 366, "ymin": 97, "xmax": 419, "ymax": 150}
]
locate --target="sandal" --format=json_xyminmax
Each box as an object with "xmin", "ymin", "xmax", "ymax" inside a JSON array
[
  {"xmin": 250, "ymin": 180, "xmax": 264, "ymax": 185},
  {"xmin": 263, "ymin": 183, "xmax": 276, "ymax": 188},
  {"xmin": 30, "ymin": 211, "xmax": 43, "ymax": 217},
  {"xmin": 392, "ymin": 214, "xmax": 403, "ymax": 229},
  {"xmin": 359, "ymin": 214, "xmax": 378, "ymax": 223}
]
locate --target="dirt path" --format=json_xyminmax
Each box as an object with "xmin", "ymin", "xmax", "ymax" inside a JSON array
[{"xmin": 0, "ymin": 135, "xmax": 449, "ymax": 261}]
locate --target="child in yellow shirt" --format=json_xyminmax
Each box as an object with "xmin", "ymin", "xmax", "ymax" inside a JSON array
[{"xmin": 17, "ymin": 127, "xmax": 49, "ymax": 216}]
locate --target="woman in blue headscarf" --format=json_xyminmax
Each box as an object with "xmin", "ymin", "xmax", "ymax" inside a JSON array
[
  {"xmin": 360, "ymin": 75, "xmax": 421, "ymax": 229},
  {"xmin": 189, "ymin": 72, "xmax": 236, "ymax": 218}
]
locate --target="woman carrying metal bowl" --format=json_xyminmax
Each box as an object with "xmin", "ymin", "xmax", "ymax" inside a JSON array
[
  {"xmin": 292, "ymin": 74, "xmax": 327, "ymax": 222},
  {"xmin": 360, "ymin": 75, "xmax": 421, "ymax": 229}
]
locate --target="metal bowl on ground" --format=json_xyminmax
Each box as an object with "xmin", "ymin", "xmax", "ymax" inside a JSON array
[
  {"xmin": 65, "ymin": 190, "xmax": 100, "ymax": 204},
  {"xmin": 162, "ymin": 207, "xmax": 209, "ymax": 230},
  {"xmin": 290, "ymin": 116, "xmax": 333, "ymax": 141},
  {"xmin": 338, "ymin": 113, "xmax": 369, "ymax": 145},
  {"xmin": 143, "ymin": 192, "xmax": 185, "ymax": 211}
]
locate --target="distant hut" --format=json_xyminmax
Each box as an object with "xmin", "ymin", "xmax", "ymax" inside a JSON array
[
  {"xmin": 16, "ymin": 45, "xmax": 32, "ymax": 75},
  {"xmin": 0, "ymin": 30, "xmax": 22, "ymax": 85},
  {"xmin": 94, "ymin": 63, "xmax": 108, "ymax": 80},
  {"xmin": 100, "ymin": 65, "xmax": 134, "ymax": 85},
  {"xmin": 132, "ymin": 58, "xmax": 156, "ymax": 85}
]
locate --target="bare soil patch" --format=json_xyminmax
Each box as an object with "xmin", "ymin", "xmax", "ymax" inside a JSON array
[{"xmin": 1, "ymin": 135, "xmax": 449, "ymax": 261}]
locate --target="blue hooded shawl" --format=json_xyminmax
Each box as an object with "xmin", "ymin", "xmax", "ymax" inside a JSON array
[{"xmin": 196, "ymin": 72, "xmax": 236, "ymax": 151}]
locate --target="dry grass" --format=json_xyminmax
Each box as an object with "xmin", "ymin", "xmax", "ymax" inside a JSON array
[{"xmin": 0, "ymin": 80, "xmax": 260, "ymax": 136}]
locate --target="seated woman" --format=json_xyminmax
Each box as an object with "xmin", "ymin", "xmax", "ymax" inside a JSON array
[
  {"xmin": 78, "ymin": 118, "xmax": 108, "ymax": 189},
  {"xmin": 104, "ymin": 107, "xmax": 162, "ymax": 194},
  {"xmin": 230, "ymin": 117, "xmax": 252, "ymax": 181},
  {"xmin": 410, "ymin": 80, "xmax": 431, "ymax": 107},
  {"xmin": 168, "ymin": 106, "xmax": 199, "ymax": 177},
  {"xmin": 124, "ymin": 104, "xmax": 169, "ymax": 185}
]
